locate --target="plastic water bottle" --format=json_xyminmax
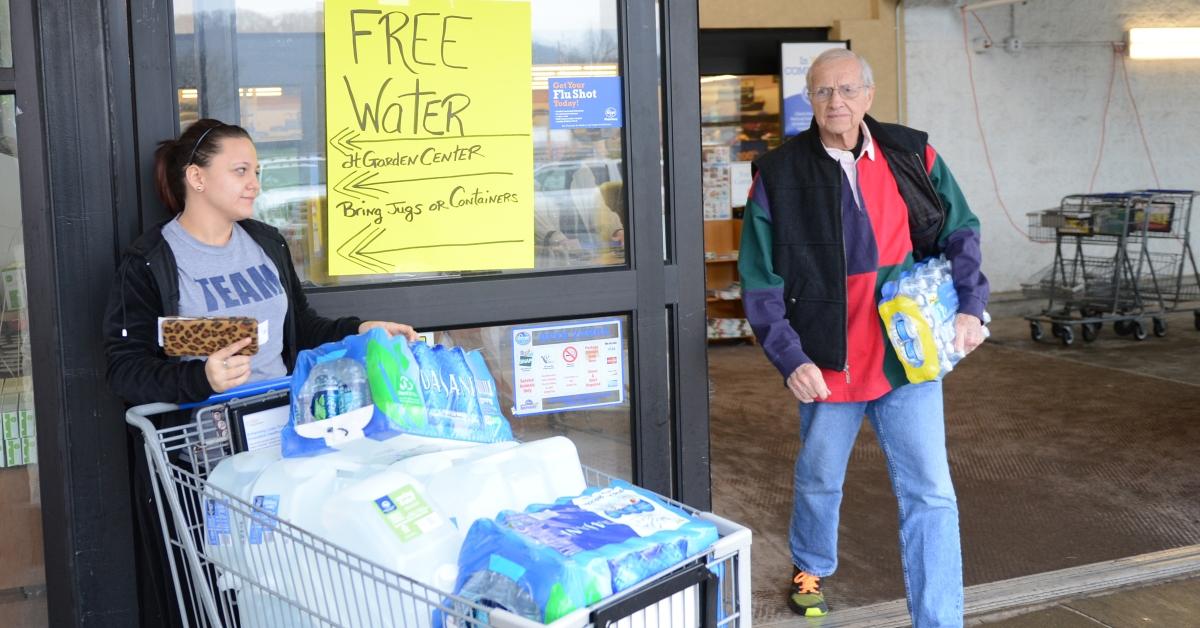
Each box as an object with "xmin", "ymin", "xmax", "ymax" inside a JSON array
[
  {"xmin": 334, "ymin": 358, "xmax": 370, "ymax": 416},
  {"xmin": 307, "ymin": 369, "xmax": 338, "ymax": 422},
  {"xmin": 297, "ymin": 358, "xmax": 370, "ymax": 424},
  {"xmin": 305, "ymin": 366, "xmax": 339, "ymax": 423},
  {"xmin": 453, "ymin": 571, "xmax": 541, "ymax": 620}
]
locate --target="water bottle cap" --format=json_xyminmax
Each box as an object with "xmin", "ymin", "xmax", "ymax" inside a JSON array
[{"xmin": 881, "ymin": 281, "xmax": 897, "ymax": 300}]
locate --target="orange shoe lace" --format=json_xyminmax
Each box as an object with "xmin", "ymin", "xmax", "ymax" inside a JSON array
[{"xmin": 793, "ymin": 571, "xmax": 822, "ymax": 595}]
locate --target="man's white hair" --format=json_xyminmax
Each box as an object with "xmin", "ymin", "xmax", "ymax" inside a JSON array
[{"xmin": 806, "ymin": 48, "xmax": 875, "ymax": 91}]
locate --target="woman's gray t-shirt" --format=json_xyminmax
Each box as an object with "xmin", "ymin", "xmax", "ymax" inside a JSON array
[{"xmin": 162, "ymin": 219, "xmax": 288, "ymax": 380}]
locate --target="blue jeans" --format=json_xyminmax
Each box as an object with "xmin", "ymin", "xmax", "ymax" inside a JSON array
[{"xmin": 790, "ymin": 380, "xmax": 963, "ymax": 627}]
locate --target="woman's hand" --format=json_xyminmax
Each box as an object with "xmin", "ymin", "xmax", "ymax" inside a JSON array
[
  {"xmin": 206, "ymin": 337, "xmax": 254, "ymax": 393},
  {"xmin": 359, "ymin": 320, "xmax": 420, "ymax": 342}
]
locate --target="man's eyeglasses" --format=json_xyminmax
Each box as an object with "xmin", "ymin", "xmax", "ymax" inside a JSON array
[{"xmin": 807, "ymin": 84, "xmax": 869, "ymax": 102}]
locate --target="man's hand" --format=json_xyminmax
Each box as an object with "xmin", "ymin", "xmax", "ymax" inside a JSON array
[
  {"xmin": 787, "ymin": 363, "xmax": 830, "ymax": 404},
  {"xmin": 359, "ymin": 321, "xmax": 420, "ymax": 342},
  {"xmin": 953, "ymin": 313, "xmax": 986, "ymax": 356}
]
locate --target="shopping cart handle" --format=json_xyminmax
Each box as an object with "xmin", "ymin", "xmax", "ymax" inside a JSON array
[
  {"xmin": 125, "ymin": 403, "xmax": 180, "ymax": 439},
  {"xmin": 179, "ymin": 376, "xmax": 292, "ymax": 410}
]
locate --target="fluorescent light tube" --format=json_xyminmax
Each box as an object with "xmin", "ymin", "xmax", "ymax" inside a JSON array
[{"xmin": 1128, "ymin": 27, "xmax": 1200, "ymax": 59}]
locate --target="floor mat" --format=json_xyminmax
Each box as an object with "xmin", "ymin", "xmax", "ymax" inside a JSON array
[{"xmin": 709, "ymin": 313, "xmax": 1200, "ymax": 624}]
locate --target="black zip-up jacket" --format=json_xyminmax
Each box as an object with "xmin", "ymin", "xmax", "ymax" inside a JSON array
[
  {"xmin": 103, "ymin": 218, "xmax": 362, "ymax": 405},
  {"xmin": 750, "ymin": 115, "xmax": 948, "ymax": 371}
]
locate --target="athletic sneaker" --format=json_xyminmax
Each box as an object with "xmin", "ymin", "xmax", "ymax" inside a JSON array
[{"xmin": 788, "ymin": 567, "xmax": 828, "ymax": 617}]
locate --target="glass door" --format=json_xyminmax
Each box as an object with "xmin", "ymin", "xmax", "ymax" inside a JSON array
[
  {"xmin": 0, "ymin": 0, "xmax": 47, "ymax": 625},
  {"xmin": 129, "ymin": 0, "xmax": 707, "ymax": 500}
]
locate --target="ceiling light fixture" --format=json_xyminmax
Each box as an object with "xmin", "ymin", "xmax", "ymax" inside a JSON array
[{"xmin": 1127, "ymin": 27, "xmax": 1200, "ymax": 59}]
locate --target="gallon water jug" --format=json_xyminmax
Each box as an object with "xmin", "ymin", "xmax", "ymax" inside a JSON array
[
  {"xmin": 237, "ymin": 439, "xmax": 392, "ymax": 628},
  {"xmin": 372, "ymin": 430, "xmax": 494, "ymax": 469},
  {"xmin": 387, "ymin": 439, "xmax": 518, "ymax": 484},
  {"xmin": 204, "ymin": 449, "xmax": 281, "ymax": 593},
  {"xmin": 423, "ymin": 436, "xmax": 587, "ymax": 531},
  {"xmin": 320, "ymin": 468, "xmax": 465, "ymax": 628}
]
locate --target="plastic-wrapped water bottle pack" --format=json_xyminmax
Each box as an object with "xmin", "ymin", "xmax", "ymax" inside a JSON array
[
  {"xmin": 284, "ymin": 329, "xmax": 512, "ymax": 458},
  {"xmin": 878, "ymin": 255, "xmax": 990, "ymax": 383},
  {"xmin": 450, "ymin": 480, "xmax": 719, "ymax": 624}
]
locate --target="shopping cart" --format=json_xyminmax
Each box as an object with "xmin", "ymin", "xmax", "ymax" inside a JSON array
[
  {"xmin": 1022, "ymin": 190, "xmax": 1199, "ymax": 345},
  {"xmin": 126, "ymin": 397, "xmax": 751, "ymax": 628}
]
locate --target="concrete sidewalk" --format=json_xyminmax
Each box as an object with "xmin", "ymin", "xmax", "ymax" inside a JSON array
[{"xmin": 975, "ymin": 575, "xmax": 1200, "ymax": 626}]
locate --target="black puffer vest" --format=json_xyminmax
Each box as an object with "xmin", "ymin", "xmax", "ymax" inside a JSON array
[{"xmin": 750, "ymin": 115, "xmax": 945, "ymax": 370}]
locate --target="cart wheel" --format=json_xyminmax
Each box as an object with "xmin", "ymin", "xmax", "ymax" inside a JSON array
[
  {"xmin": 1058, "ymin": 325, "xmax": 1075, "ymax": 346},
  {"xmin": 1030, "ymin": 321, "xmax": 1044, "ymax": 342},
  {"xmin": 1132, "ymin": 320, "xmax": 1148, "ymax": 341},
  {"xmin": 1081, "ymin": 323, "xmax": 1100, "ymax": 342},
  {"xmin": 1153, "ymin": 317, "xmax": 1167, "ymax": 337},
  {"xmin": 1113, "ymin": 320, "xmax": 1134, "ymax": 336}
]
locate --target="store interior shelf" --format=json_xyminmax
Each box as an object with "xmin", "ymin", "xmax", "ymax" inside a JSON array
[
  {"xmin": 701, "ymin": 113, "xmax": 781, "ymax": 126},
  {"xmin": 704, "ymin": 218, "xmax": 753, "ymax": 344},
  {"xmin": 706, "ymin": 334, "xmax": 755, "ymax": 342}
]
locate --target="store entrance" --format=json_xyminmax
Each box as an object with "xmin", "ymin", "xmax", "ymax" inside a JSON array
[{"xmin": 124, "ymin": 0, "xmax": 708, "ymax": 504}]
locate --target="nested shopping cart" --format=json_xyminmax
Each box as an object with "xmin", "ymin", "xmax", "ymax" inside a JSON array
[
  {"xmin": 126, "ymin": 395, "xmax": 751, "ymax": 628},
  {"xmin": 1022, "ymin": 190, "xmax": 1199, "ymax": 345}
]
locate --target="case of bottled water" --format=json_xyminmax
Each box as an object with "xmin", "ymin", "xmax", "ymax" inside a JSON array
[{"xmin": 878, "ymin": 255, "xmax": 990, "ymax": 383}]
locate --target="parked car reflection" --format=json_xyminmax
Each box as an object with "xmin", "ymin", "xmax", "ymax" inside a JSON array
[
  {"xmin": 254, "ymin": 156, "xmax": 323, "ymax": 279},
  {"xmin": 533, "ymin": 158, "xmax": 625, "ymax": 266}
]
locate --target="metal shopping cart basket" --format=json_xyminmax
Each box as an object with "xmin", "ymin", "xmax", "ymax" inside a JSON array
[
  {"xmin": 1022, "ymin": 191, "xmax": 1200, "ymax": 345},
  {"xmin": 126, "ymin": 397, "xmax": 752, "ymax": 628}
]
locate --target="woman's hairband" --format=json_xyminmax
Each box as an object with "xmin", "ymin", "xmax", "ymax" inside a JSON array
[{"xmin": 185, "ymin": 124, "xmax": 221, "ymax": 166}]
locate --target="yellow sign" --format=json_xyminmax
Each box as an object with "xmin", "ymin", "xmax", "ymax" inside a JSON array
[{"xmin": 324, "ymin": 0, "xmax": 533, "ymax": 275}]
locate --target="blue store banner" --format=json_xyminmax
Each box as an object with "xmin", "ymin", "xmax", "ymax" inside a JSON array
[
  {"xmin": 548, "ymin": 76, "xmax": 623, "ymax": 129},
  {"xmin": 781, "ymin": 42, "xmax": 847, "ymax": 136}
]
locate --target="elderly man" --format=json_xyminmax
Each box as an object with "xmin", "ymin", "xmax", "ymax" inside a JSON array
[{"xmin": 738, "ymin": 49, "xmax": 988, "ymax": 626}]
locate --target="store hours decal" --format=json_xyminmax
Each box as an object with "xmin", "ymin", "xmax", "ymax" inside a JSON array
[
  {"xmin": 511, "ymin": 319, "xmax": 625, "ymax": 416},
  {"xmin": 325, "ymin": 0, "xmax": 534, "ymax": 275}
]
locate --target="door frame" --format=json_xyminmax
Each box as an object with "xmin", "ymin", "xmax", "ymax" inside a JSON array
[{"xmin": 29, "ymin": 0, "xmax": 707, "ymax": 625}]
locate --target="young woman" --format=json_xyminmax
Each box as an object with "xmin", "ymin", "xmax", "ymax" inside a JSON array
[
  {"xmin": 104, "ymin": 118, "xmax": 417, "ymax": 405},
  {"xmin": 103, "ymin": 118, "xmax": 418, "ymax": 626}
]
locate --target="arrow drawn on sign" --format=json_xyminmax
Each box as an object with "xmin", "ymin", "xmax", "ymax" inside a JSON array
[
  {"xmin": 328, "ymin": 127, "xmax": 363, "ymax": 158},
  {"xmin": 332, "ymin": 170, "xmax": 380, "ymax": 202},
  {"xmin": 330, "ymin": 130, "xmax": 531, "ymax": 157},
  {"xmin": 331, "ymin": 170, "xmax": 513, "ymax": 199},
  {"xmin": 334, "ymin": 224, "xmax": 526, "ymax": 273},
  {"xmin": 335, "ymin": 223, "xmax": 391, "ymax": 273},
  {"xmin": 357, "ymin": 236, "xmax": 527, "ymax": 257}
]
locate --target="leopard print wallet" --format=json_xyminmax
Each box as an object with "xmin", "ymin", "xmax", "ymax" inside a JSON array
[{"xmin": 158, "ymin": 317, "xmax": 261, "ymax": 357}]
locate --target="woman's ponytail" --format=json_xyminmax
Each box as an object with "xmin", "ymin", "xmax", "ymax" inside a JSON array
[{"xmin": 153, "ymin": 138, "xmax": 185, "ymax": 214}]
